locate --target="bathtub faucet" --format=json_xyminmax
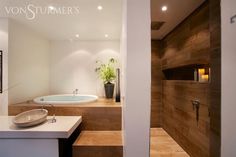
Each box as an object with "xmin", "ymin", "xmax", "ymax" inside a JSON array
[{"xmin": 73, "ymin": 89, "xmax": 79, "ymax": 96}]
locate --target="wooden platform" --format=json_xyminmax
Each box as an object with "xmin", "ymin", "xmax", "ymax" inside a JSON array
[
  {"xmin": 9, "ymin": 98, "xmax": 122, "ymax": 131},
  {"xmin": 73, "ymin": 131, "xmax": 123, "ymax": 157}
]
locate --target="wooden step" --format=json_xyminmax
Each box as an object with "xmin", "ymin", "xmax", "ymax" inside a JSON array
[{"xmin": 73, "ymin": 131, "xmax": 123, "ymax": 157}]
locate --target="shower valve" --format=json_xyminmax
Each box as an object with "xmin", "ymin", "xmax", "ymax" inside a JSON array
[{"xmin": 191, "ymin": 99, "xmax": 200, "ymax": 125}]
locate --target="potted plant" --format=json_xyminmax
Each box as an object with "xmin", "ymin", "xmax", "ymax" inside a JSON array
[{"xmin": 95, "ymin": 58, "xmax": 116, "ymax": 98}]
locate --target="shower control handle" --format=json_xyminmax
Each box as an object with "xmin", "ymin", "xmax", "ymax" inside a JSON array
[{"xmin": 191, "ymin": 99, "xmax": 200, "ymax": 125}]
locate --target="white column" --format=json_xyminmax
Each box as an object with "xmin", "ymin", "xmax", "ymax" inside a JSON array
[
  {"xmin": 121, "ymin": 0, "xmax": 151, "ymax": 157},
  {"xmin": 221, "ymin": 0, "xmax": 236, "ymax": 156}
]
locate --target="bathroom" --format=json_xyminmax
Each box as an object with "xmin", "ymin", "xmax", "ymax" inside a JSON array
[
  {"xmin": 1, "ymin": 1, "xmax": 123, "ymax": 156},
  {"xmin": 0, "ymin": 0, "xmax": 235, "ymax": 157}
]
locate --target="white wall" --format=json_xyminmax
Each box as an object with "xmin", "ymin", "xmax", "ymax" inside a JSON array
[
  {"xmin": 50, "ymin": 41, "xmax": 120, "ymax": 96},
  {"xmin": 122, "ymin": 0, "xmax": 151, "ymax": 156},
  {"xmin": 8, "ymin": 20, "xmax": 50, "ymax": 105},
  {"xmin": 0, "ymin": 18, "xmax": 8, "ymax": 115},
  {"xmin": 8, "ymin": 20, "xmax": 120, "ymax": 103},
  {"xmin": 221, "ymin": 0, "xmax": 236, "ymax": 156}
]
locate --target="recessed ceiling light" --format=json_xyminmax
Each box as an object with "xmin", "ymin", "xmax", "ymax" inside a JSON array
[
  {"xmin": 161, "ymin": 6, "xmax": 167, "ymax": 12},
  {"xmin": 97, "ymin": 5, "xmax": 103, "ymax": 10},
  {"xmin": 75, "ymin": 34, "xmax": 80, "ymax": 38},
  {"xmin": 48, "ymin": 6, "xmax": 55, "ymax": 10},
  {"xmin": 105, "ymin": 34, "xmax": 109, "ymax": 38}
]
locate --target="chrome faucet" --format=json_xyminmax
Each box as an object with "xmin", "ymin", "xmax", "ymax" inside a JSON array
[
  {"xmin": 42, "ymin": 104, "xmax": 56, "ymax": 123},
  {"xmin": 73, "ymin": 89, "xmax": 79, "ymax": 96}
]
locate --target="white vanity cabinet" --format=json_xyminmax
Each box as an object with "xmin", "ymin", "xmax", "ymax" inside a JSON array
[{"xmin": 0, "ymin": 116, "xmax": 82, "ymax": 157}]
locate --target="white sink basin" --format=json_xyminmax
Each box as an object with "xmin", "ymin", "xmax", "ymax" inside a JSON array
[{"xmin": 13, "ymin": 109, "xmax": 48, "ymax": 127}]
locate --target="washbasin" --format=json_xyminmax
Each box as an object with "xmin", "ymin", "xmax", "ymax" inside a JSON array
[{"xmin": 13, "ymin": 109, "xmax": 48, "ymax": 127}]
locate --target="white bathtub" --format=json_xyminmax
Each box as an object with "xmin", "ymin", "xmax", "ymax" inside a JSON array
[{"xmin": 33, "ymin": 94, "xmax": 98, "ymax": 105}]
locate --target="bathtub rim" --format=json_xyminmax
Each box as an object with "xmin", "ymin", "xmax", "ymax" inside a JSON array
[{"xmin": 33, "ymin": 94, "xmax": 98, "ymax": 105}]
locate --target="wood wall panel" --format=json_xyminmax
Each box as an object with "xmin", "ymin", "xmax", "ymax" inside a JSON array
[
  {"xmin": 161, "ymin": 2, "xmax": 210, "ymax": 70},
  {"xmin": 158, "ymin": 2, "xmax": 212, "ymax": 157},
  {"xmin": 209, "ymin": 0, "xmax": 221, "ymax": 156},
  {"xmin": 162, "ymin": 81, "xmax": 210, "ymax": 157},
  {"xmin": 151, "ymin": 40, "xmax": 163, "ymax": 127}
]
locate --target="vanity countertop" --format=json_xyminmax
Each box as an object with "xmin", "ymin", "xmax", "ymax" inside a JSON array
[{"xmin": 0, "ymin": 116, "xmax": 82, "ymax": 139}]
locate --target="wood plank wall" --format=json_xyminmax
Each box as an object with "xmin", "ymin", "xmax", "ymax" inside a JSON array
[
  {"xmin": 161, "ymin": 2, "xmax": 210, "ymax": 69},
  {"xmin": 209, "ymin": 0, "xmax": 221, "ymax": 156},
  {"xmin": 151, "ymin": 1, "xmax": 217, "ymax": 157},
  {"xmin": 151, "ymin": 40, "xmax": 164, "ymax": 127},
  {"xmin": 162, "ymin": 81, "xmax": 210, "ymax": 157}
]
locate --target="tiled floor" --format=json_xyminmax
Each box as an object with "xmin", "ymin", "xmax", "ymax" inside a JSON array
[{"xmin": 151, "ymin": 128, "xmax": 189, "ymax": 157}]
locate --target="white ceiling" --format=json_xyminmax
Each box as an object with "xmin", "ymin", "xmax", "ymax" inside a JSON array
[
  {"xmin": 151, "ymin": 0, "xmax": 205, "ymax": 39},
  {"xmin": 0, "ymin": 0, "xmax": 122, "ymax": 41},
  {"xmin": 0, "ymin": 0, "xmax": 206, "ymax": 41}
]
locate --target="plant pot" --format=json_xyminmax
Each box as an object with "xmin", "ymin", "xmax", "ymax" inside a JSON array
[{"xmin": 104, "ymin": 83, "xmax": 115, "ymax": 99}]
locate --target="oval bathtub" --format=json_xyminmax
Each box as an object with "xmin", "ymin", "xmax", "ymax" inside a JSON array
[{"xmin": 33, "ymin": 94, "xmax": 98, "ymax": 105}]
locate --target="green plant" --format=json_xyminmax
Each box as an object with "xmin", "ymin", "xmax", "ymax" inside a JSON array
[{"xmin": 95, "ymin": 58, "xmax": 116, "ymax": 84}]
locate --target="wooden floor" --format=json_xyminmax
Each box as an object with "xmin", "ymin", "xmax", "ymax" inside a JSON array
[{"xmin": 151, "ymin": 128, "xmax": 189, "ymax": 157}]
